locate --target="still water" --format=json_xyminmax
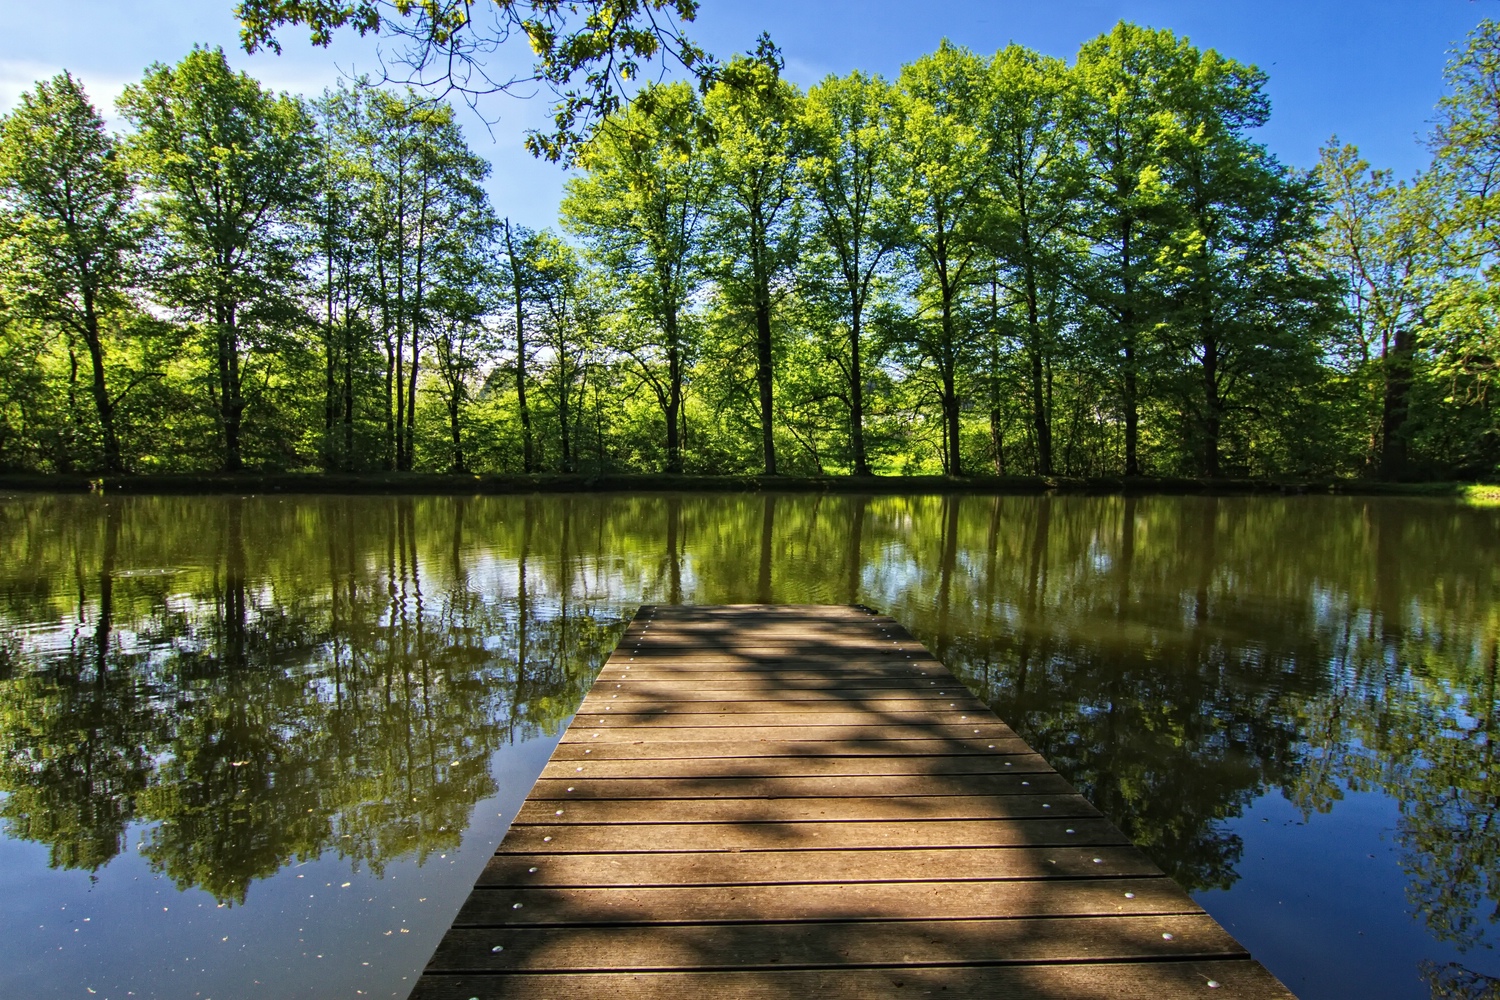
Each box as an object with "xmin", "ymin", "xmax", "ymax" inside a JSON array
[{"xmin": 0, "ymin": 492, "xmax": 1496, "ymax": 999}]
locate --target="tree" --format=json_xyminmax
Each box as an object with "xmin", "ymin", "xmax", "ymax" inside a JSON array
[
  {"xmin": 1317, "ymin": 142, "xmax": 1433, "ymax": 477},
  {"xmin": 0, "ymin": 73, "xmax": 138, "ymax": 472},
  {"xmin": 530, "ymin": 233, "xmax": 604, "ymax": 473},
  {"xmin": 426, "ymin": 200, "xmax": 496, "ymax": 473},
  {"xmin": 562, "ymin": 82, "xmax": 712, "ymax": 473},
  {"xmin": 1426, "ymin": 19, "xmax": 1500, "ymax": 478},
  {"xmin": 1154, "ymin": 46, "xmax": 1336, "ymax": 476},
  {"xmin": 801, "ymin": 70, "xmax": 897, "ymax": 476},
  {"xmin": 501, "ymin": 219, "xmax": 540, "ymax": 472},
  {"xmin": 1074, "ymin": 23, "xmax": 1183, "ymax": 476},
  {"xmin": 886, "ymin": 42, "xmax": 995, "ymax": 475},
  {"xmin": 703, "ymin": 53, "xmax": 805, "ymax": 475},
  {"xmin": 235, "ymin": 0, "xmax": 716, "ymax": 162},
  {"xmin": 119, "ymin": 47, "xmax": 312, "ymax": 471},
  {"xmin": 984, "ymin": 46, "xmax": 1081, "ymax": 476}
]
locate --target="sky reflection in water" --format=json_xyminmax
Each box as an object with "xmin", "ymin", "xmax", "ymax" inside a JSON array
[{"xmin": 0, "ymin": 492, "xmax": 1496, "ymax": 999}]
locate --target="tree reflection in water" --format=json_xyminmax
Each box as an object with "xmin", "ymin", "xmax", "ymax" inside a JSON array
[
  {"xmin": 0, "ymin": 495, "xmax": 626, "ymax": 905},
  {"xmin": 0, "ymin": 491, "xmax": 1497, "ymax": 982}
]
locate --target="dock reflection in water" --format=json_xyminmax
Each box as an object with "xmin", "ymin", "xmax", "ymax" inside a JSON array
[{"xmin": 0, "ymin": 492, "xmax": 1496, "ymax": 999}]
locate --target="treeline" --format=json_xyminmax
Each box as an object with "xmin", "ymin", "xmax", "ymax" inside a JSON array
[{"xmin": 1, "ymin": 22, "xmax": 1497, "ymax": 479}]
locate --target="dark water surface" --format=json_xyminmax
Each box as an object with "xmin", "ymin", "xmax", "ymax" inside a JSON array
[{"xmin": 1, "ymin": 493, "xmax": 1497, "ymax": 999}]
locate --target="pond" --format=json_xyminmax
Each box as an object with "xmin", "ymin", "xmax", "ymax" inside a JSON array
[{"xmin": 0, "ymin": 492, "xmax": 1496, "ymax": 999}]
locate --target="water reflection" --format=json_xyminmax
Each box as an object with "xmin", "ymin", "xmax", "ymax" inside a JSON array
[
  {"xmin": 0, "ymin": 495, "xmax": 622, "ymax": 910},
  {"xmin": 0, "ymin": 492, "xmax": 1497, "ymax": 998}
]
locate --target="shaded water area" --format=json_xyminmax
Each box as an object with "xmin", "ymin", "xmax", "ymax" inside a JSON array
[{"xmin": 0, "ymin": 492, "xmax": 1497, "ymax": 999}]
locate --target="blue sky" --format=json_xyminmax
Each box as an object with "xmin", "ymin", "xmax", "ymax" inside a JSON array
[{"xmin": 1, "ymin": 0, "xmax": 1492, "ymax": 228}]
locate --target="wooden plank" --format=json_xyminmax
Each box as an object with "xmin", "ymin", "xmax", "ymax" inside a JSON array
[
  {"xmin": 527, "ymin": 773, "xmax": 1078, "ymax": 798},
  {"xmin": 549, "ymin": 739, "xmax": 1037, "ymax": 760},
  {"xmin": 540, "ymin": 752, "xmax": 1057, "ymax": 778},
  {"xmin": 476, "ymin": 845, "xmax": 1164, "ymax": 887},
  {"xmin": 453, "ymin": 876, "xmax": 1199, "ymax": 925},
  {"xmin": 512, "ymin": 793, "xmax": 1101, "ymax": 824},
  {"xmin": 423, "ymin": 912, "xmax": 1249, "ymax": 971},
  {"xmin": 559, "ymin": 725, "xmax": 1017, "ymax": 743},
  {"xmin": 580, "ymin": 694, "xmax": 991, "ymax": 708},
  {"xmin": 411, "ymin": 961, "xmax": 1294, "ymax": 1000},
  {"xmin": 413, "ymin": 605, "xmax": 1294, "ymax": 1000},
  {"xmin": 496, "ymin": 817, "xmax": 1132, "ymax": 852}
]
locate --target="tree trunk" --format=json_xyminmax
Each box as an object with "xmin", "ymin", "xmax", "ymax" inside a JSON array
[
  {"xmin": 323, "ymin": 217, "xmax": 337, "ymax": 471},
  {"xmin": 504, "ymin": 221, "xmax": 535, "ymax": 473},
  {"xmin": 1121, "ymin": 224, "xmax": 1139, "ymax": 477},
  {"xmin": 849, "ymin": 307, "xmax": 870, "ymax": 475},
  {"xmin": 80, "ymin": 289, "xmax": 121, "ymax": 472},
  {"xmin": 940, "ymin": 292, "xmax": 963, "ymax": 476},
  {"xmin": 405, "ymin": 173, "xmax": 429, "ymax": 472},
  {"xmin": 755, "ymin": 280, "xmax": 777, "ymax": 476},
  {"xmin": 664, "ymin": 300, "xmax": 684, "ymax": 474},
  {"xmin": 1380, "ymin": 325, "xmax": 1415, "ymax": 481},
  {"xmin": 342, "ymin": 261, "xmax": 355, "ymax": 465},
  {"xmin": 218, "ymin": 298, "xmax": 244, "ymax": 472},
  {"xmin": 1201, "ymin": 330, "xmax": 1222, "ymax": 478}
]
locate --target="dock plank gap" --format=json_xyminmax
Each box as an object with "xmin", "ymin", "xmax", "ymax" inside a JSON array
[{"xmin": 411, "ymin": 604, "xmax": 1295, "ymax": 999}]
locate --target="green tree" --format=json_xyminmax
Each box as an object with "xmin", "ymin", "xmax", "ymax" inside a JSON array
[
  {"xmin": 562, "ymin": 82, "xmax": 712, "ymax": 473},
  {"xmin": 501, "ymin": 218, "xmax": 541, "ymax": 472},
  {"xmin": 119, "ymin": 47, "xmax": 313, "ymax": 471},
  {"xmin": 530, "ymin": 234, "xmax": 604, "ymax": 473},
  {"xmin": 1427, "ymin": 18, "xmax": 1500, "ymax": 478},
  {"xmin": 886, "ymin": 41, "xmax": 994, "ymax": 475},
  {"xmin": 1154, "ymin": 47, "xmax": 1336, "ymax": 476},
  {"xmin": 0, "ymin": 73, "xmax": 139, "ymax": 472},
  {"xmin": 703, "ymin": 52, "xmax": 805, "ymax": 475},
  {"xmin": 1073, "ymin": 23, "xmax": 1182, "ymax": 476},
  {"xmin": 1317, "ymin": 141, "xmax": 1432, "ymax": 477},
  {"xmin": 984, "ymin": 46, "xmax": 1080, "ymax": 476},
  {"xmin": 801, "ymin": 70, "xmax": 897, "ymax": 476}
]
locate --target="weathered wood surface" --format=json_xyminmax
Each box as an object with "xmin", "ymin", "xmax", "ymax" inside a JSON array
[{"xmin": 411, "ymin": 604, "xmax": 1293, "ymax": 999}]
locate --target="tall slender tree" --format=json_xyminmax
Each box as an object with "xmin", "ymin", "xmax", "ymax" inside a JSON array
[
  {"xmin": 984, "ymin": 46, "xmax": 1080, "ymax": 476},
  {"xmin": 0, "ymin": 73, "xmax": 138, "ymax": 471},
  {"xmin": 802, "ymin": 70, "xmax": 897, "ymax": 476},
  {"xmin": 704, "ymin": 53, "xmax": 805, "ymax": 475},
  {"xmin": 119, "ymin": 47, "xmax": 311, "ymax": 471},
  {"xmin": 886, "ymin": 41, "xmax": 994, "ymax": 475},
  {"xmin": 562, "ymin": 82, "xmax": 712, "ymax": 474},
  {"xmin": 1074, "ymin": 23, "xmax": 1182, "ymax": 476}
]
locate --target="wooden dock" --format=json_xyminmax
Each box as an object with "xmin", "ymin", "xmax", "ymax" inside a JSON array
[{"xmin": 410, "ymin": 604, "xmax": 1294, "ymax": 999}]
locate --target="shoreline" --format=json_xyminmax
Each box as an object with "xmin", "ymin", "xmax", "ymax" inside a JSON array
[{"xmin": 2, "ymin": 471, "xmax": 1497, "ymax": 502}]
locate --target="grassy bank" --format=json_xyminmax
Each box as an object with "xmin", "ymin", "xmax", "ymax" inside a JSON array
[{"xmin": 1, "ymin": 471, "xmax": 1497, "ymax": 500}]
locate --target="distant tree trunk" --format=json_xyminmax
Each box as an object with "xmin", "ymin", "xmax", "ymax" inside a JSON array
[
  {"xmin": 216, "ymin": 297, "xmax": 245, "ymax": 472},
  {"xmin": 938, "ymin": 272, "xmax": 962, "ymax": 476},
  {"xmin": 448, "ymin": 379, "xmax": 465, "ymax": 474},
  {"xmin": 849, "ymin": 304, "xmax": 870, "ymax": 475},
  {"xmin": 79, "ymin": 288, "xmax": 121, "ymax": 472},
  {"xmin": 752, "ymin": 214, "xmax": 777, "ymax": 476},
  {"xmin": 1200, "ymin": 328, "xmax": 1223, "ymax": 479},
  {"xmin": 1380, "ymin": 325, "xmax": 1415, "ymax": 480},
  {"xmin": 405, "ymin": 173, "xmax": 429, "ymax": 472},
  {"xmin": 342, "ymin": 260, "xmax": 355, "ymax": 465},
  {"xmin": 379, "ymin": 260, "xmax": 395, "ymax": 471},
  {"xmin": 1121, "ymin": 223, "xmax": 1140, "ymax": 477},
  {"xmin": 323, "ymin": 231, "xmax": 338, "ymax": 471},
  {"xmin": 504, "ymin": 220, "xmax": 535, "ymax": 473},
  {"xmin": 663, "ymin": 295, "xmax": 684, "ymax": 474}
]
